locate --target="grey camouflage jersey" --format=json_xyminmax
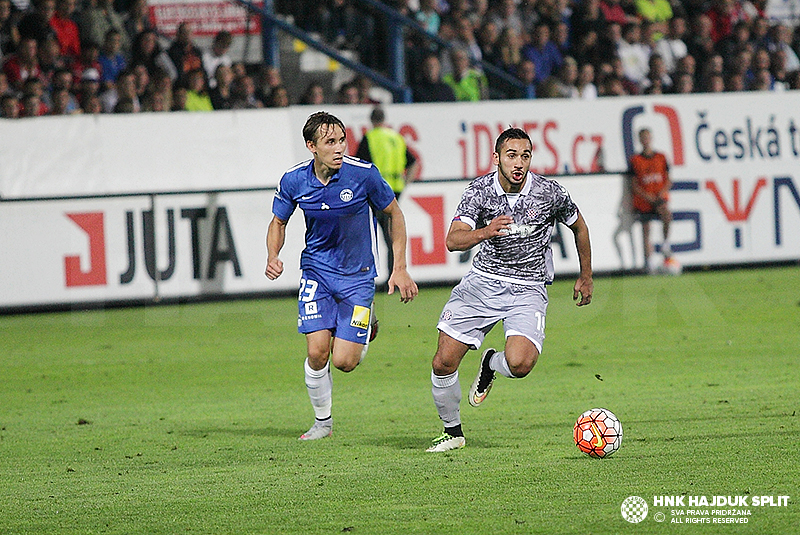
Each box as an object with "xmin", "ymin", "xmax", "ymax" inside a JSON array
[{"xmin": 453, "ymin": 171, "xmax": 579, "ymax": 284}]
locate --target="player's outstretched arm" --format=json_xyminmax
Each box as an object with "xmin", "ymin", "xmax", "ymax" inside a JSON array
[
  {"xmin": 445, "ymin": 216, "xmax": 513, "ymax": 252},
  {"xmin": 265, "ymin": 216, "xmax": 287, "ymax": 280},
  {"xmin": 384, "ymin": 200, "xmax": 418, "ymax": 303},
  {"xmin": 569, "ymin": 213, "xmax": 593, "ymax": 306}
]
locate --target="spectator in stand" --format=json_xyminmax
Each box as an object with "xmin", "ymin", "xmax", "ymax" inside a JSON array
[
  {"xmin": 1, "ymin": 92, "xmax": 20, "ymax": 117},
  {"xmin": 522, "ymin": 22, "xmax": 563, "ymax": 83},
  {"xmin": 476, "ymin": 20, "xmax": 500, "ymax": 65},
  {"xmin": 98, "ymin": 28, "xmax": 126, "ymax": 89},
  {"xmin": 167, "ymin": 21, "xmax": 202, "ymax": 84},
  {"xmin": 704, "ymin": 72, "xmax": 725, "ymax": 91},
  {"xmin": 749, "ymin": 16, "xmax": 769, "ymax": 49},
  {"xmin": 468, "ymin": 0, "xmax": 490, "ymax": 30},
  {"xmin": 705, "ymin": 0, "xmax": 747, "ymax": 45},
  {"xmin": 131, "ymin": 62, "xmax": 149, "ymax": 99},
  {"xmin": 572, "ymin": 0, "xmax": 606, "ymax": 38},
  {"xmin": 202, "ymin": 30, "xmax": 232, "ymax": 89},
  {"xmin": 209, "ymin": 63, "xmax": 233, "ymax": 110},
  {"xmin": 538, "ymin": 54, "xmax": 579, "ymax": 98},
  {"xmin": 254, "ymin": 64, "xmax": 281, "ymax": 105},
  {"xmin": 70, "ymin": 40, "xmax": 100, "ymax": 84},
  {"xmin": 354, "ymin": 74, "xmax": 382, "ymax": 104},
  {"xmin": 0, "ymin": 0, "xmax": 19, "ymax": 60},
  {"xmin": 749, "ymin": 66, "xmax": 773, "ymax": 90},
  {"xmin": 715, "ymin": 19, "xmax": 750, "ymax": 69},
  {"xmin": 37, "ymin": 33, "xmax": 63, "ymax": 86},
  {"xmin": 122, "ymin": 0, "xmax": 152, "ymax": 46},
  {"xmin": 610, "ymin": 54, "xmax": 640, "ymax": 94},
  {"xmin": 415, "ymin": 0, "xmax": 441, "ymax": 36},
  {"xmin": 50, "ymin": 0, "xmax": 80, "ymax": 62},
  {"xmin": 412, "ymin": 53, "xmax": 456, "ymax": 102},
  {"xmin": 617, "ymin": 21, "xmax": 650, "ymax": 89},
  {"xmin": 552, "ymin": 20, "xmax": 571, "ymax": 57},
  {"xmin": 600, "ymin": 0, "xmax": 636, "ymax": 27},
  {"xmin": 443, "ymin": 46, "xmax": 488, "ymax": 101},
  {"xmin": 596, "ymin": 21, "xmax": 623, "ymax": 65},
  {"xmin": 577, "ymin": 62, "xmax": 598, "ymax": 99},
  {"xmin": 299, "ymin": 80, "xmax": 326, "ymax": 105},
  {"xmin": 686, "ymin": 13, "xmax": 715, "ymax": 76},
  {"xmin": 770, "ymin": 49, "xmax": 790, "ymax": 90},
  {"xmin": 49, "ymin": 86, "xmax": 77, "ymax": 113},
  {"xmin": 747, "ymin": 46, "xmax": 770, "ymax": 86},
  {"xmin": 230, "ymin": 72, "xmax": 263, "ymax": 109},
  {"xmin": 46, "ymin": 66, "xmax": 78, "ymax": 110},
  {"xmin": 767, "ymin": 23, "xmax": 800, "ymax": 73},
  {"xmin": 571, "ymin": 29, "xmax": 603, "ymax": 67},
  {"xmin": 20, "ymin": 91, "xmax": 47, "ymax": 115},
  {"xmin": 2, "ymin": 36, "xmax": 41, "ymax": 91},
  {"xmin": 634, "ymin": 0, "xmax": 672, "ymax": 40},
  {"xmin": 266, "ymin": 84, "xmax": 290, "ymax": 107},
  {"xmin": 336, "ymin": 81, "xmax": 359, "ymax": 103},
  {"xmin": 516, "ymin": 57, "xmax": 537, "ymax": 98},
  {"xmin": 17, "ymin": 0, "xmax": 56, "ymax": 44},
  {"xmin": 673, "ymin": 71, "xmax": 694, "ymax": 92},
  {"xmin": 453, "ymin": 14, "xmax": 483, "ymax": 65},
  {"xmin": 0, "ymin": 70, "xmax": 8, "ymax": 94},
  {"xmin": 131, "ymin": 29, "xmax": 177, "ymax": 80},
  {"xmin": 654, "ymin": 15, "xmax": 688, "ymax": 75},
  {"xmin": 599, "ymin": 74, "xmax": 627, "ymax": 96},
  {"xmin": 80, "ymin": 91, "xmax": 100, "ymax": 112},
  {"xmin": 640, "ymin": 52, "xmax": 673, "ymax": 92},
  {"xmin": 489, "ymin": 27, "xmax": 522, "ymax": 75},
  {"xmin": 100, "ymin": 68, "xmax": 138, "ymax": 111},
  {"xmin": 76, "ymin": 65, "xmax": 100, "ymax": 104},
  {"xmin": 78, "ymin": 0, "xmax": 129, "ymax": 57},
  {"xmin": 170, "ymin": 82, "xmax": 186, "ymax": 110},
  {"xmin": 489, "ymin": 0, "xmax": 524, "ymax": 36},
  {"xmin": 184, "ymin": 67, "xmax": 212, "ymax": 111}
]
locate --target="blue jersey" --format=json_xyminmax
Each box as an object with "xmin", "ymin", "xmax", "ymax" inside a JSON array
[{"xmin": 272, "ymin": 156, "xmax": 396, "ymax": 278}]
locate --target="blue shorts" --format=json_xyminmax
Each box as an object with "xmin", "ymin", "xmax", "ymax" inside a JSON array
[{"xmin": 297, "ymin": 269, "xmax": 375, "ymax": 345}]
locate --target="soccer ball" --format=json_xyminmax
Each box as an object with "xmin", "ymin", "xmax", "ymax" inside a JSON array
[{"xmin": 573, "ymin": 408, "xmax": 623, "ymax": 458}]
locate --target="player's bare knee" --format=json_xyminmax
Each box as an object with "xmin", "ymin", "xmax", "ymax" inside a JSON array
[{"xmin": 432, "ymin": 351, "xmax": 460, "ymax": 375}]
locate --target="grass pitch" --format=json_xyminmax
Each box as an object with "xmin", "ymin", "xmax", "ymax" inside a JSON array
[{"xmin": 1, "ymin": 267, "xmax": 798, "ymax": 534}]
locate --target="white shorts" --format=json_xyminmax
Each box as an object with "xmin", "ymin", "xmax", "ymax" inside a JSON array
[{"xmin": 436, "ymin": 270, "xmax": 548, "ymax": 352}]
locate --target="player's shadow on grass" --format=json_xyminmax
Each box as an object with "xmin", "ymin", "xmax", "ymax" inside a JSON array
[
  {"xmin": 359, "ymin": 435, "xmax": 499, "ymax": 450},
  {"xmin": 183, "ymin": 426, "xmax": 301, "ymax": 439}
]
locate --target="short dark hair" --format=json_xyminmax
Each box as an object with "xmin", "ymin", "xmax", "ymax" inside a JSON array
[
  {"xmin": 303, "ymin": 111, "xmax": 346, "ymax": 143},
  {"xmin": 370, "ymin": 106, "xmax": 385, "ymax": 125},
  {"xmin": 495, "ymin": 127, "xmax": 532, "ymax": 153}
]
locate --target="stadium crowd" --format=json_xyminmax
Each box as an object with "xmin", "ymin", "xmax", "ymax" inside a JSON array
[{"xmin": 2, "ymin": 0, "xmax": 800, "ymax": 117}]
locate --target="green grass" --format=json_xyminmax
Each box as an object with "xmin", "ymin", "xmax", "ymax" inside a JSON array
[{"xmin": 1, "ymin": 267, "xmax": 798, "ymax": 534}]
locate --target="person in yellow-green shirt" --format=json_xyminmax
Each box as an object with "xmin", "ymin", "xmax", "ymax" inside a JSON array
[
  {"xmin": 443, "ymin": 47, "xmax": 489, "ymax": 101},
  {"xmin": 356, "ymin": 107, "xmax": 420, "ymax": 278},
  {"xmin": 184, "ymin": 68, "xmax": 213, "ymax": 111},
  {"xmin": 634, "ymin": 0, "xmax": 673, "ymax": 40}
]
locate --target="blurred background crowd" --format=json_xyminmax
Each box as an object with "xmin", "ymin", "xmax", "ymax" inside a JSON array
[{"xmin": 2, "ymin": 0, "xmax": 799, "ymax": 118}]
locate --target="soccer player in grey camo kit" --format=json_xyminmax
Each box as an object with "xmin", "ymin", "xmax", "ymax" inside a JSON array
[{"xmin": 426, "ymin": 127, "xmax": 594, "ymax": 452}]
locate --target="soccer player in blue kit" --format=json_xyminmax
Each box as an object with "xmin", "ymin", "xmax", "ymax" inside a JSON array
[
  {"xmin": 426, "ymin": 127, "xmax": 593, "ymax": 452},
  {"xmin": 266, "ymin": 112, "xmax": 418, "ymax": 440}
]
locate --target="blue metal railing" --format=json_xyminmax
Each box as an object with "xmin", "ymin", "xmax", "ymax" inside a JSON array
[
  {"xmin": 231, "ymin": 0, "xmax": 413, "ymax": 102},
  {"xmin": 233, "ymin": 0, "xmax": 527, "ymax": 102}
]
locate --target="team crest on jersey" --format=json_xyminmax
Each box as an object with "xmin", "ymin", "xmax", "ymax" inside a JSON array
[
  {"xmin": 340, "ymin": 189, "xmax": 354, "ymax": 202},
  {"xmin": 350, "ymin": 305, "xmax": 371, "ymax": 329},
  {"xmin": 526, "ymin": 208, "xmax": 538, "ymax": 219}
]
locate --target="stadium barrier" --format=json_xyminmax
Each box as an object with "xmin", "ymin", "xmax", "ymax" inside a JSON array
[{"xmin": 2, "ymin": 92, "xmax": 799, "ymax": 311}]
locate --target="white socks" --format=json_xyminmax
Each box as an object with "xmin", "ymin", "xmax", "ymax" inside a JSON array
[
  {"xmin": 431, "ymin": 370, "xmax": 461, "ymax": 427},
  {"xmin": 304, "ymin": 358, "xmax": 332, "ymax": 420},
  {"xmin": 490, "ymin": 351, "xmax": 516, "ymax": 378}
]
